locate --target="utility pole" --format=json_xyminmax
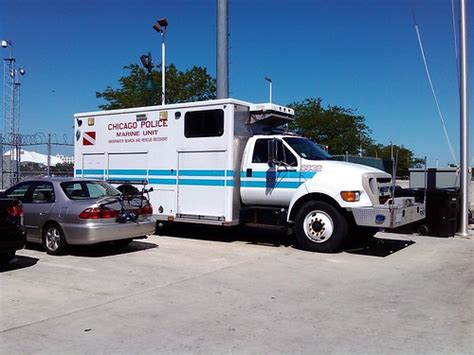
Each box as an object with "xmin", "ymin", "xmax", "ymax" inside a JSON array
[
  {"xmin": 456, "ymin": 0, "xmax": 470, "ymax": 237},
  {"xmin": 216, "ymin": 0, "xmax": 229, "ymax": 98}
]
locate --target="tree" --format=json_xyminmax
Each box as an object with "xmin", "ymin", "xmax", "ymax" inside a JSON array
[
  {"xmin": 96, "ymin": 63, "xmax": 216, "ymax": 110},
  {"xmin": 288, "ymin": 98, "xmax": 373, "ymax": 155},
  {"xmin": 365, "ymin": 143, "xmax": 425, "ymax": 177}
]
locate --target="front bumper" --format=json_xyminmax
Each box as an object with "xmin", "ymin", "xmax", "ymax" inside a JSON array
[
  {"xmin": 61, "ymin": 217, "xmax": 156, "ymax": 245},
  {"xmin": 352, "ymin": 197, "xmax": 426, "ymax": 229}
]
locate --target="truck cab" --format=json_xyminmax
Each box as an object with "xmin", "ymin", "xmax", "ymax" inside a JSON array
[{"xmin": 240, "ymin": 134, "xmax": 397, "ymax": 252}]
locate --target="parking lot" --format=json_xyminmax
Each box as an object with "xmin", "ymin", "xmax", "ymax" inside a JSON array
[{"xmin": 0, "ymin": 227, "xmax": 473, "ymax": 353}]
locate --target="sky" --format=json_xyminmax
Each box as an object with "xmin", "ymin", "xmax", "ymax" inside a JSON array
[{"xmin": 0, "ymin": 0, "xmax": 472, "ymax": 167}]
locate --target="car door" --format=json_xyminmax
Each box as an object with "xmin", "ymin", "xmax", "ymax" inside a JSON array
[
  {"xmin": 24, "ymin": 182, "xmax": 56, "ymax": 242},
  {"xmin": 241, "ymin": 138, "xmax": 300, "ymax": 206}
]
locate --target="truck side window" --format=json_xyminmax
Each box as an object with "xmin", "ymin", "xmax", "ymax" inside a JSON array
[
  {"xmin": 184, "ymin": 109, "xmax": 224, "ymax": 138},
  {"xmin": 252, "ymin": 139, "xmax": 270, "ymax": 163},
  {"xmin": 277, "ymin": 141, "xmax": 298, "ymax": 166},
  {"xmin": 252, "ymin": 139, "xmax": 297, "ymax": 166}
]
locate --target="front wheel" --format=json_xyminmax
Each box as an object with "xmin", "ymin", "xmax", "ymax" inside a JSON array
[
  {"xmin": 43, "ymin": 223, "xmax": 68, "ymax": 255},
  {"xmin": 294, "ymin": 201, "xmax": 348, "ymax": 253}
]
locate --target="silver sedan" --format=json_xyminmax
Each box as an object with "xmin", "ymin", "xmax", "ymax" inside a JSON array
[{"xmin": 2, "ymin": 178, "xmax": 156, "ymax": 255}]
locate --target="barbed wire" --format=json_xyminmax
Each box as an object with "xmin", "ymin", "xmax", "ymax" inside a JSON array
[{"xmin": 0, "ymin": 133, "xmax": 73, "ymax": 146}]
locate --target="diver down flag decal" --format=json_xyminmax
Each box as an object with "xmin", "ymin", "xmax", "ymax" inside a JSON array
[{"xmin": 83, "ymin": 131, "xmax": 96, "ymax": 146}]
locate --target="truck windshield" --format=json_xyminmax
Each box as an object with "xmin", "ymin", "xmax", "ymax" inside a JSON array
[{"xmin": 283, "ymin": 137, "xmax": 333, "ymax": 161}]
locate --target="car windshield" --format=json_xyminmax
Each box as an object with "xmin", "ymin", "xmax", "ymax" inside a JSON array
[
  {"xmin": 61, "ymin": 181, "xmax": 121, "ymax": 200},
  {"xmin": 283, "ymin": 137, "xmax": 333, "ymax": 161}
]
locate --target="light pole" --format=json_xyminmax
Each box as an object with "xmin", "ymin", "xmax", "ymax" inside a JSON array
[
  {"xmin": 140, "ymin": 52, "xmax": 156, "ymax": 105},
  {"xmin": 153, "ymin": 18, "xmax": 168, "ymax": 105},
  {"xmin": 264, "ymin": 77, "xmax": 272, "ymax": 104},
  {"xmin": 2, "ymin": 39, "xmax": 25, "ymax": 186}
]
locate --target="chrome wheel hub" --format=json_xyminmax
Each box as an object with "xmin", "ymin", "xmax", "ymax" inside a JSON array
[
  {"xmin": 45, "ymin": 227, "xmax": 60, "ymax": 251},
  {"xmin": 303, "ymin": 210, "xmax": 334, "ymax": 243}
]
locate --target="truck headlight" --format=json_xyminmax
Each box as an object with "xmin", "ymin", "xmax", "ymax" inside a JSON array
[{"xmin": 340, "ymin": 191, "xmax": 361, "ymax": 202}]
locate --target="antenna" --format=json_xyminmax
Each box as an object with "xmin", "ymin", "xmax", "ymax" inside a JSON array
[{"xmin": 411, "ymin": 8, "xmax": 458, "ymax": 165}]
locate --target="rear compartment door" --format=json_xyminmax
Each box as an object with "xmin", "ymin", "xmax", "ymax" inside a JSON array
[
  {"xmin": 107, "ymin": 152, "xmax": 148, "ymax": 184},
  {"xmin": 79, "ymin": 153, "xmax": 106, "ymax": 179},
  {"xmin": 177, "ymin": 150, "xmax": 227, "ymax": 220}
]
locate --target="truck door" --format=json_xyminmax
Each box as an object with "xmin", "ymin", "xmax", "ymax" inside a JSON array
[{"xmin": 241, "ymin": 138, "xmax": 300, "ymax": 206}]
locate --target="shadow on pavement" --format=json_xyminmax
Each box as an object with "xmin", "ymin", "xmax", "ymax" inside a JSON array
[
  {"xmin": 344, "ymin": 236, "xmax": 415, "ymax": 257},
  {"xmin": 158, "ymin": 224, "xmax": 416, "ymax": 257},
  {"xmin": 69, "ymin": 240, "xmax": 158, "ymax": 257},
  {"xmin": 157, "ymin": 224, "xmax": 293, "ymax": 248},
  {"xmin": 0, "ymin": 254, "xmax": 39, "ymax": 273},
  {"xmin": 25, "ymin": 240, "xmax": 158, "ymax": 258}
]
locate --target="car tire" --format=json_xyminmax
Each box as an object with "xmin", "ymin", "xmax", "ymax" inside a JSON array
[
  {"xmin": 0, "ymin": 251, "xmax": 15, "ymax": 265},
  {"xmin": 43, "ymin": 223, "xmax": 68, "ymax": 255},
  {"xmin": 114, "ymin": 238, "xmax": 133, "ymax": 247},
  {"xmin": 295, "ymin": 201, "xmax": 348, "ymax": 253}
]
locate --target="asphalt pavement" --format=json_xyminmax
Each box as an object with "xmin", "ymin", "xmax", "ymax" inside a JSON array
[{"xmin": 0, "ymin": 227, "xmax": 473, "ymax": 354}]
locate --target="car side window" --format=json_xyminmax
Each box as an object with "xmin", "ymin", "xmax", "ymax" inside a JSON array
[
  {"xmin": 32, "ymin": 182, "xmax": 55, "ymax": 203},
  {"xmin": 5, "ymin": 182, "xmax": 34, "ymax": 203}
]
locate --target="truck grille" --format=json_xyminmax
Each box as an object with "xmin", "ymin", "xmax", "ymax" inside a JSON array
[{"xmin": 364, "ymin": 174, "xmax": 393, "ymax": 206}]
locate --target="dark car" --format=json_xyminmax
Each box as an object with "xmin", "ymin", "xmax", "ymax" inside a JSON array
[{"xmin": 0, "ymin": 198, "xmax": 27, "ymax": 264}]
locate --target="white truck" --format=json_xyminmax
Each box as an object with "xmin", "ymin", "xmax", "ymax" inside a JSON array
[{"xmin": 74, "ymin": 98, "xmax": 425, "ymax": 252}]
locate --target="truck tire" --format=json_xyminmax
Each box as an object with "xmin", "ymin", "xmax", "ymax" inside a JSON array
[
  {"xmin": 295, "ymin": 201, "xmax": 348, "ymax": 253},
  {"xmin": 43, "ymin": 223, "xmax": 68, "ymax": 255}
]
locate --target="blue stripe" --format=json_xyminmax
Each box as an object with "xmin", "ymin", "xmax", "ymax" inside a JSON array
[
  {"xmin": 109, "ymin": 177, "xmax": 147, "ymax": 182},
  {"xmin": 149, "ymin": 178, "xmax": 177, "ymax": 185},
  {"xmin": 239, "ymin": 171, "xmax": 316, "ymax": 179},
  {"xmin": 241, "ymin": 180, "xmax": 302, "ymax": 189},
  {"xmin": 226, "ymin": 170, "xmax": 234, "ymax": 177},
  {"xmin": 178, "ymin": 179, "xmax": 225, "ymax": 186},
  {"xmin": 179, "ymin": 170, "xmax": 225, "ymax": 177},
  {"xmin": 76, "ymin": 169, "xmax": 105, "ymax": 175},
  {"xmin": 149, "ymin": 170, "xmax": 176, "ymax": 176},
  {"xmin": 109, "ymin": 169, "xmax": 147, "ymax": 176},
  {"xmin": 226, "ymin": 179, "xmax": 234, "ymax": 187}
]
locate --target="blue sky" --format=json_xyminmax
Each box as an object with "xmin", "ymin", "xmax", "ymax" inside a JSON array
[{"xmin": 0, "ymin": 0, "xmax": 472, "ymax": 166}]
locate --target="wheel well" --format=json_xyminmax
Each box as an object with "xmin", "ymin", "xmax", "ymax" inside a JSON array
[{"xmin": 289, "ymin": 193, "xmax": 347, "ymax": 222}]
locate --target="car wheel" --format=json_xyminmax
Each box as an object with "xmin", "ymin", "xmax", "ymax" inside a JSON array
[
  {"xmin": 43, "ymin": 223, "xmax": 68, "ymax": 255},
  {"xmin": 114, "ymin": 238, "xmax": 133, "ymax": 247},
  {"xmin": 295, "ymin": 201, "xmax": 348, "ymax": 253},
  {"xmin": 0, "ymin": 251, "xmax": 15, "ymax": 265}
]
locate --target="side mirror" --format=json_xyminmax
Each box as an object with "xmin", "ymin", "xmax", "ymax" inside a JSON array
[{"xmin": 267, "ymin": 139, "xmax": 276, "ymax": 167}]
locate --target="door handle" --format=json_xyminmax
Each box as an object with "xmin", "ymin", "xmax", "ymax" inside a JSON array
[{"xmin": 246, "ymin": 168, "xmax": 252, "ymax": 177}]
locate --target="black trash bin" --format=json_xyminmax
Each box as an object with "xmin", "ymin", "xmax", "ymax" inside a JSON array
[
  {"xmin": 421, "ymin": 188, "xmax": 460, "ymax": 237},
  {"xmin": 395, "ymin": 187, "xmax": 460, "ymax": 237}
]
